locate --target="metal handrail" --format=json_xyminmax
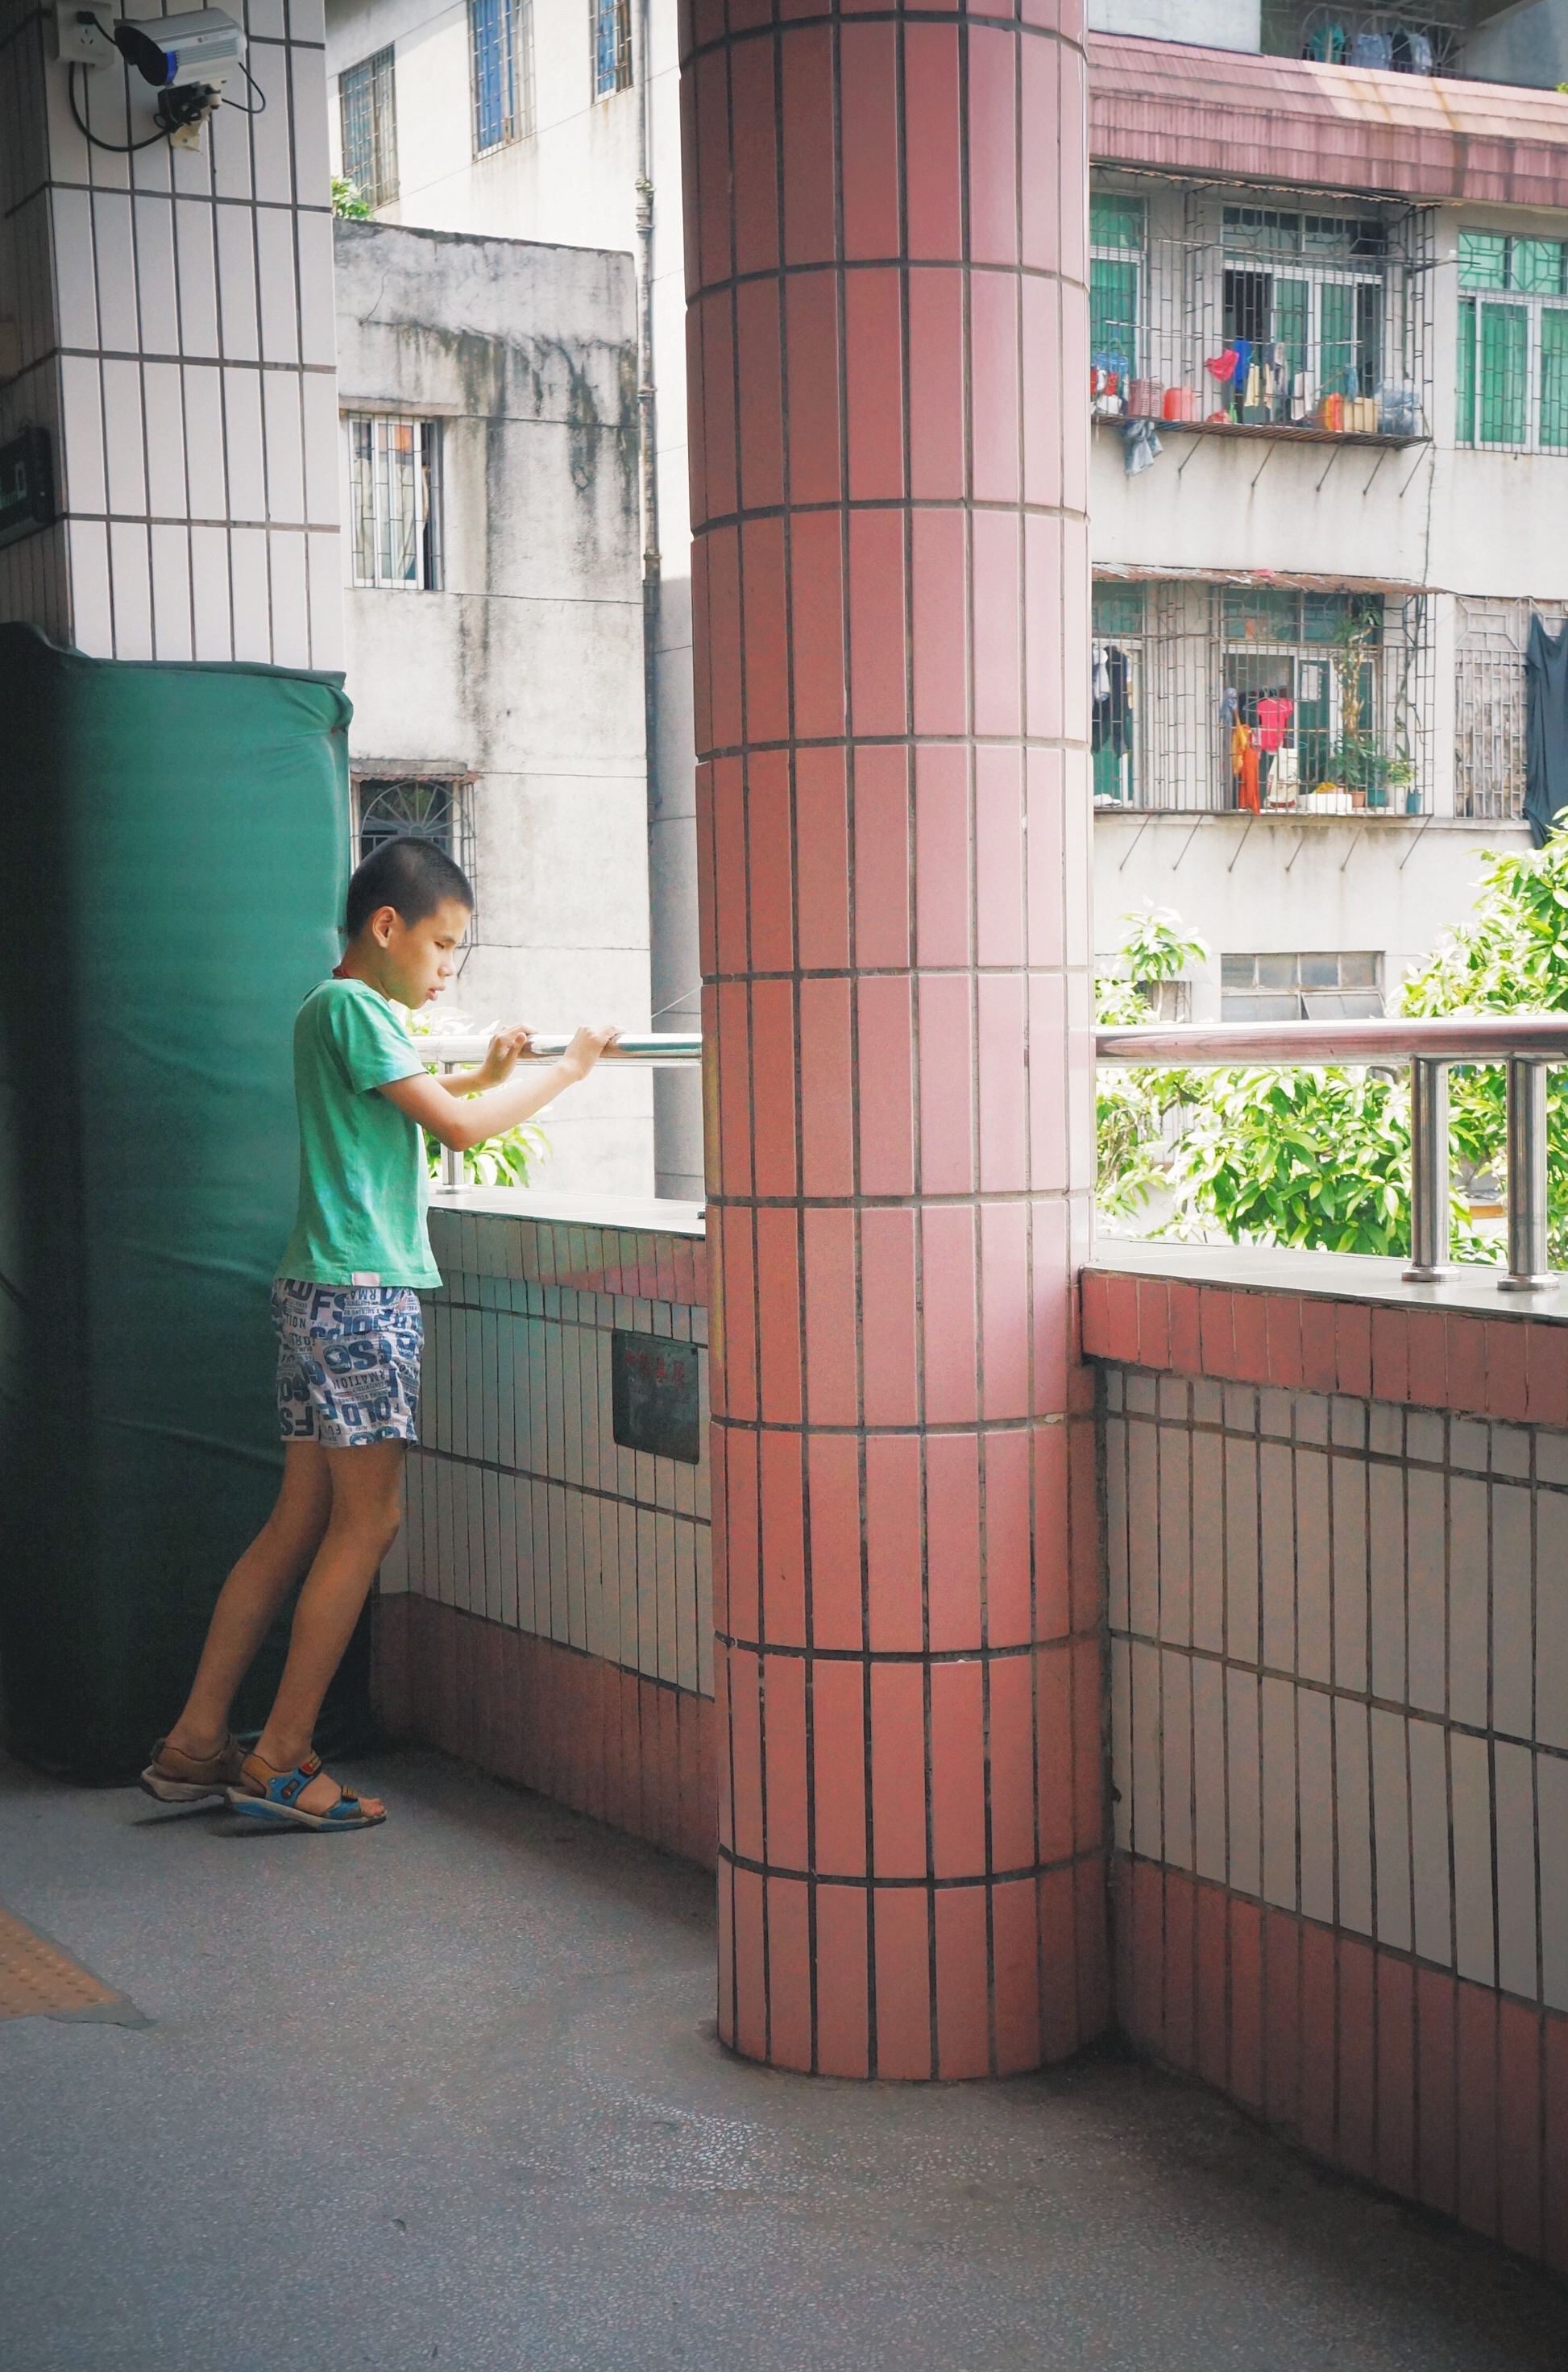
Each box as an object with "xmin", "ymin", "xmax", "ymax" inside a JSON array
[
  {"xmin": 1096, "ymin": 1016, "xmax": 1568, "ymax": 1292},
  {"xmin": 424, "ymin": 1032, "xmax": 701, "ymax": 1191},
  {"xmin": 422, "ymin": 1031, "xmax": 701, "ymax": 1067}
]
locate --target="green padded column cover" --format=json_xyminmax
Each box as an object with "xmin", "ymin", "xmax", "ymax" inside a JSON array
[{"xmin": 0, "ymin": 627, "xmax": 353, "ymax": 1780}]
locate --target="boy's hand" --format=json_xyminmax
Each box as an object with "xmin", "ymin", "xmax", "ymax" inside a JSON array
[
  {"xmin": 473, "ymin": 1026, "xmax": 534, "ymax": 1090},
  {"xmin": 560, "ymin": 1024, "xmax": 620, "ymax": 1082}
]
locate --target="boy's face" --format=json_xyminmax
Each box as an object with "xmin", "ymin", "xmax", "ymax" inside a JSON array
[{"xmin": 367, "ymin": 897, "xmax": 473, "ymax": 1007}]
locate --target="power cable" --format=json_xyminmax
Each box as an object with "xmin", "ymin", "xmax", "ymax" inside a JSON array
[{"xmin": 66, "ymin": 58, "xmax": 167, "ymax": 152}]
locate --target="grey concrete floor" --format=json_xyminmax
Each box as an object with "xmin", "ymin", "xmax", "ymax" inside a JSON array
[{"xmin": 1, "ymin": 1748, "xmax": 1563, "ymax": 2372}]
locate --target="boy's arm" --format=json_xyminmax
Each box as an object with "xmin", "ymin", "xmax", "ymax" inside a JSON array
[{"xmin": 380, "ymin": 1024, "xmax": 618, "ymax": 1153}]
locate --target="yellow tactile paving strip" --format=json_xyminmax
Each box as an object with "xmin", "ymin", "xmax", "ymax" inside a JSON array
[{"xmin": 0, "ymin": 1904, "xmax": 119, "ymax": 2020}]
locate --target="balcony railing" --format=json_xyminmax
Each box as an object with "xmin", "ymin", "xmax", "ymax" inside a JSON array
[
  {"xmin": 1096, "ymin": 1015, "xmax": 1568, "ymax": 1292},
  {"xmin": 423, "ymin": 1031, "xmax": 702, "ymax": 1189}
]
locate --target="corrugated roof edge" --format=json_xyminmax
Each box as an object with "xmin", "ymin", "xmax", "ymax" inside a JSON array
[{"xmin": 1089, "ymin": 31, "xmax": 1568, "ymax": 209}]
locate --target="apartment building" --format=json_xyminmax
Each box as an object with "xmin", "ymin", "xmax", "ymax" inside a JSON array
[
  {"xmin": 320, "ymin": 0, "xmax": 1568, "ymax": 1070},
  {"xmin": 1087, "ymin": 32, "xmax": 1568, "ymax": 1021}
]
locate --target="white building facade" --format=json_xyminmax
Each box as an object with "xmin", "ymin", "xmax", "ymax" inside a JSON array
[
  {"xmin": 317, "ymin": 2, "xmax": 1568, "ymax": 1096},
  {"xmin": 1085, "ymin": 36, "xmax": 1568, "ymax": 1022},
  {"xmin": 334, "ymin": 215, "xmax": 653, "ymax": 1190},
  {"xmin": 325, "ymin": 0, "xmax": 699, "ymax": 1193}
]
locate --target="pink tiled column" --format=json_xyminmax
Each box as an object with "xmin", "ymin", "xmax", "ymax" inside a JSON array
[{"xmin": 683, "ymin": 0, "xmax": 1101, "ymax": 2075}]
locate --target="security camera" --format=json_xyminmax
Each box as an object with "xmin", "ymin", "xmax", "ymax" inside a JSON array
[
  {"xmin": 56, "ymin": 3, "xmax": 247, "ymax": 150},
  {"xmin": 110, "ymin": 8, "xmax": 244, "ymax": 89}
]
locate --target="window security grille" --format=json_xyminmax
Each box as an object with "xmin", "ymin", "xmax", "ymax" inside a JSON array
[
  {"xmin": 592, "ymin": 0, "xmax": 631, "ymax": 97},
  {"xmin": 1220, "ymin": 950, "xmax": 1384, "ymax": 1022},
  {"xmin": 347, "ymin": 418, "xmax": 441, "ymax": 591},
  {"xmin": 339, "ymin": 46, "xmax": 398, "ymax": 211},
  {"xmin": 1090, "ymin": 578, "xmax": 1433, "ymax": 816},
  {"xmin": 471, "ymin": 0, "xmax": 533, "ymax": 152},
  {"xmin": 1092, "ymin": 581, "xmax": 1143, "ymax": 807},
  {"xmin": 1456, "ymin": 233, "xmax": 1568, "ymax": 453},
  {"xmin": 353, "ymin": 778, "xmax": 475, "ymax": 885},
  {"xmin": 1089, "ymin": 182, "xmax": 1432, "ymax": 442},
  {"xmin": 1454, "ymin": 597, "xmax": 1568, "ymax": 821},
  {"xmin": 1261, "ymin": 2, "xmax": 1466, "ymax": 73}
]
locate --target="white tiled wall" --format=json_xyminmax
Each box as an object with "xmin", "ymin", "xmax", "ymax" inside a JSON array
[
  {"xmin": 0, "ymin": 0, "xmax": 341, "ymax": 665},
  {"xmin": 379, "ymin": 1212, "xmax": 714, "ymax": 1700},
  {"xmin": 1105, "ymin": 1369, "xmax": 1568, "ymax": 2013}
]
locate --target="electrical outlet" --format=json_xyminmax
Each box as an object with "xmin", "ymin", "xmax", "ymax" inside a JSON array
[{"xmin": 56, "ymin": 3, "xmax": 116, "ymax": 64}]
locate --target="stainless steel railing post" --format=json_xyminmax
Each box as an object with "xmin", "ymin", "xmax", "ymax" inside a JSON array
[
  {"xmin": 1500, "ymin": 1055, "xmax": 1553, "ymax": 1291},
  {"xmin": 441, "ymin": 1060, "xmax": 461, "ymax": 1192},
  {"xmin": 1402, "ymin": 1055, "xmax": 1450, "ymax": 1282}
]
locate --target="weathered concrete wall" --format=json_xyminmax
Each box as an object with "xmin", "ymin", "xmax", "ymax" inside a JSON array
[
  {"xmin": 334, "ymin": 218, "xmax": 653, "ymax": 1193},
  {"xmin": 1095, "ymin": 813, "xmax": 1532, "ymax": 1018},
  {"xmin": 1087, "ymin": 0, "xmax": 1259, "ymax": 48},
  {"xmin": 1462, "ymin": 0, "xmax": 1568, "ymax": 90},
  {"xmin": 326, "ymin": 0, "xmax": 702, "ymax": 1200}
]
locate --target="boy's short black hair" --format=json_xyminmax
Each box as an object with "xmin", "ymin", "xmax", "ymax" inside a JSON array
[{"xmin": 344, "ymin": 836, "xmax": 474, "ymax": 939}]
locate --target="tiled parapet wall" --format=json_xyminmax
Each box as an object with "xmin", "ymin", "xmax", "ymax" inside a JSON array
[
  {"xmin": 373, "ymin": 1192, "xmax": 715, "ymax": 1868},
  {"xmin": 1085, "ymin": 1246, "xmax": 1568, "ymax": 2273}
]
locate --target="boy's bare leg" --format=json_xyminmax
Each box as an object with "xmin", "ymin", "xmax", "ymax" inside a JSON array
[
  {"xmin": 164, "ymin": 1441, "xmax": 334, "ymax": 1760},
  {"xmin": 251, "ymin": 1440, "xmax": 405, "ymax": 1817}
]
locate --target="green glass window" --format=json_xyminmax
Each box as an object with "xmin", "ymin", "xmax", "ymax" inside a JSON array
[
  {"xmin": 1541, "ymin": 310, "xmax": 1568, "ymax": 447},
  {"xmin": 1302, "ymin": 592, "xmax": 1381, "ymax": 645},
  {"xmin": 1090, "ymin": 194, "xmax": 1145, "ymax": 251},
  {"xmin": 1457, "ymin": 296, "xmax": 1476, "ymax": 444},
  {"xmin": 1320, "ymin": 281, "xmax": 1355, "ymax": 397},
  {"xmin": 1090, "ymin": 257, "xmax": 1138, "ymax": 367},
  {"xmin": 1222, "ymin": 588, "xmax": 1300, "ymax": 644},
  {"xmin": 1092, "ymin": 582, "xmax": 1144, "ymax": 637},
  {"xmin": 1479, "ymin": 302, "xmax": 1528, "ymax": 444},
  {"xmin": 1458, "ymin": 232, "xmax": 1508, "ymax": 291},
  {"xmin": 1512, "ymin": 238, "xmax": 1565, "ymax": 295},
  {"xmin": 1223, "ymin": 206, "xmax": 1300, "ymax": 254},
  {"xmin": 1273, "ymin": 278, "xmax": 1310, "ymax": 378}
]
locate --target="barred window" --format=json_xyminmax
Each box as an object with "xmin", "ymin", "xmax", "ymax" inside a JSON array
[
  {"xmin": 1090, "ymin": 193, "xmax": 1144, "ymax": 381},
  {"xmin": 338, "ymin": 46, "xmax": 397, "ymax": 212},
  {"xmin": 1220, "ymin": 950, "xmax": 1383, "ymax": 1023},
  {"xmin": 346, "ymin": 417, "xmax": 442, "ymax": 591},
  {"xmin": 591, "ymin": 0, "xmax": 631, "ymax": 98},
  {"xmin": 1456, "ymin": 232, "xmax": 1568, "ymax": 451},
  {"xmin": 354, "ymin": 778, "xmax": 472, "ymax": 876},
  {"xmin": 471, "ymin": 0, "xmax": 533, "ymax": 153}
]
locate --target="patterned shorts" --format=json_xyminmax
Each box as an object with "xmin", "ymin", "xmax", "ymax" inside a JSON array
[{"xmin": 273, "ymin": 1278, "xmax": 423, "ymax": 1449}]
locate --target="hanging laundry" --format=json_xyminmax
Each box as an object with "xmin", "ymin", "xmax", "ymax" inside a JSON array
[
  {"xmin": 1256, "ymin": 694, "xmax": 1293, "ymax": 752},
  {"xmin": 1400, "ymin": 31, "xmax": 1433, "ymax": 73},
  {"xmin": 1234, "ymin": 723, "xmax": 1262, "ymax": 814},
  {"xmin": 1122, "ymin": 417, "xmax": 1163, "ymax": 476},
  {"xmin": 1092, "ymin": 640, "xmax": 1110, "ymax": 705},
  {"xmin": 1350, "ymin": 30, "xmax": 1393, "ymax": 67},
  {"xmin": 1205, "ymin": 350, "xmax": 1239, "ymax": 384},
  {"xmin": 1525, "ymin": 614, "xmax": 1568, "ymax": 848},
  {"xmin": 1222, "ymin": 685, "xmax": 1240, "ymax": 725},
  {"xmin": 1091, "ymin": 646, "xmax": 1130, "ymax": 755},
  {"xmin": 1227, "ymin": 339, "xmax": 1252, "ymax": 404}
]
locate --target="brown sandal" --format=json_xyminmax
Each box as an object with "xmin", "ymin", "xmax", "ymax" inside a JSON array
[{"xmin": 139, "ymin": 1734, "xmax": 248, "ymax": 1806}]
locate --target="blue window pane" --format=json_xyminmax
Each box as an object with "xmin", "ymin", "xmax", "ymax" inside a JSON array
[{"xmin": 472, "ymin": 0, "xmax": 509, "ymax": 151}]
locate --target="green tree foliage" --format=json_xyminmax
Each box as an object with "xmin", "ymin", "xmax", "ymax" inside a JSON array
[
  {"xmin": 1399, "ymin": 835, "xmax": 1568, "ymax": 1264},
  {"xmin": 331, "ymin": 176, "xmax": 371, "ymax": 218},
  {"xmin": 1093, "ymin": 855, "xmax": 1559, "ymax": 1259},
  {"xmin": 404, "ymin": 1006, "xmax": 550, "ymax": 1189}
]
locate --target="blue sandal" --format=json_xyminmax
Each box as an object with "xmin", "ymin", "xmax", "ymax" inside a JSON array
[{"xmin": 228, "ymin": 1751, "xmax": 385, "ymax": 1832}]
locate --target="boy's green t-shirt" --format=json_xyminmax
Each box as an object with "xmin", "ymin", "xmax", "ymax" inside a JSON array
[{"xmin": 276, "ymin": 977, "xmax": 441, "ymax": 1291}]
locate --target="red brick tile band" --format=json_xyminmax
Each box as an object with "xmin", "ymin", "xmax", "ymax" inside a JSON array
[{"xmin": 682, "ymin": 0, "xmax": 1103, "ymax": 2075}]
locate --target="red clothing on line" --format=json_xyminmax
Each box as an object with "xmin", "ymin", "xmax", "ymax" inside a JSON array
[{"xmin": 1256, "ymin": 695, "xmax": 1293, "ymax": 753}]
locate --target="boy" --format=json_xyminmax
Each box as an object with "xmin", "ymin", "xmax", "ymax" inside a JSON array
[{"xmin": 140, "ymin": 836, "xmax": 616, "ymax": 1831}]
